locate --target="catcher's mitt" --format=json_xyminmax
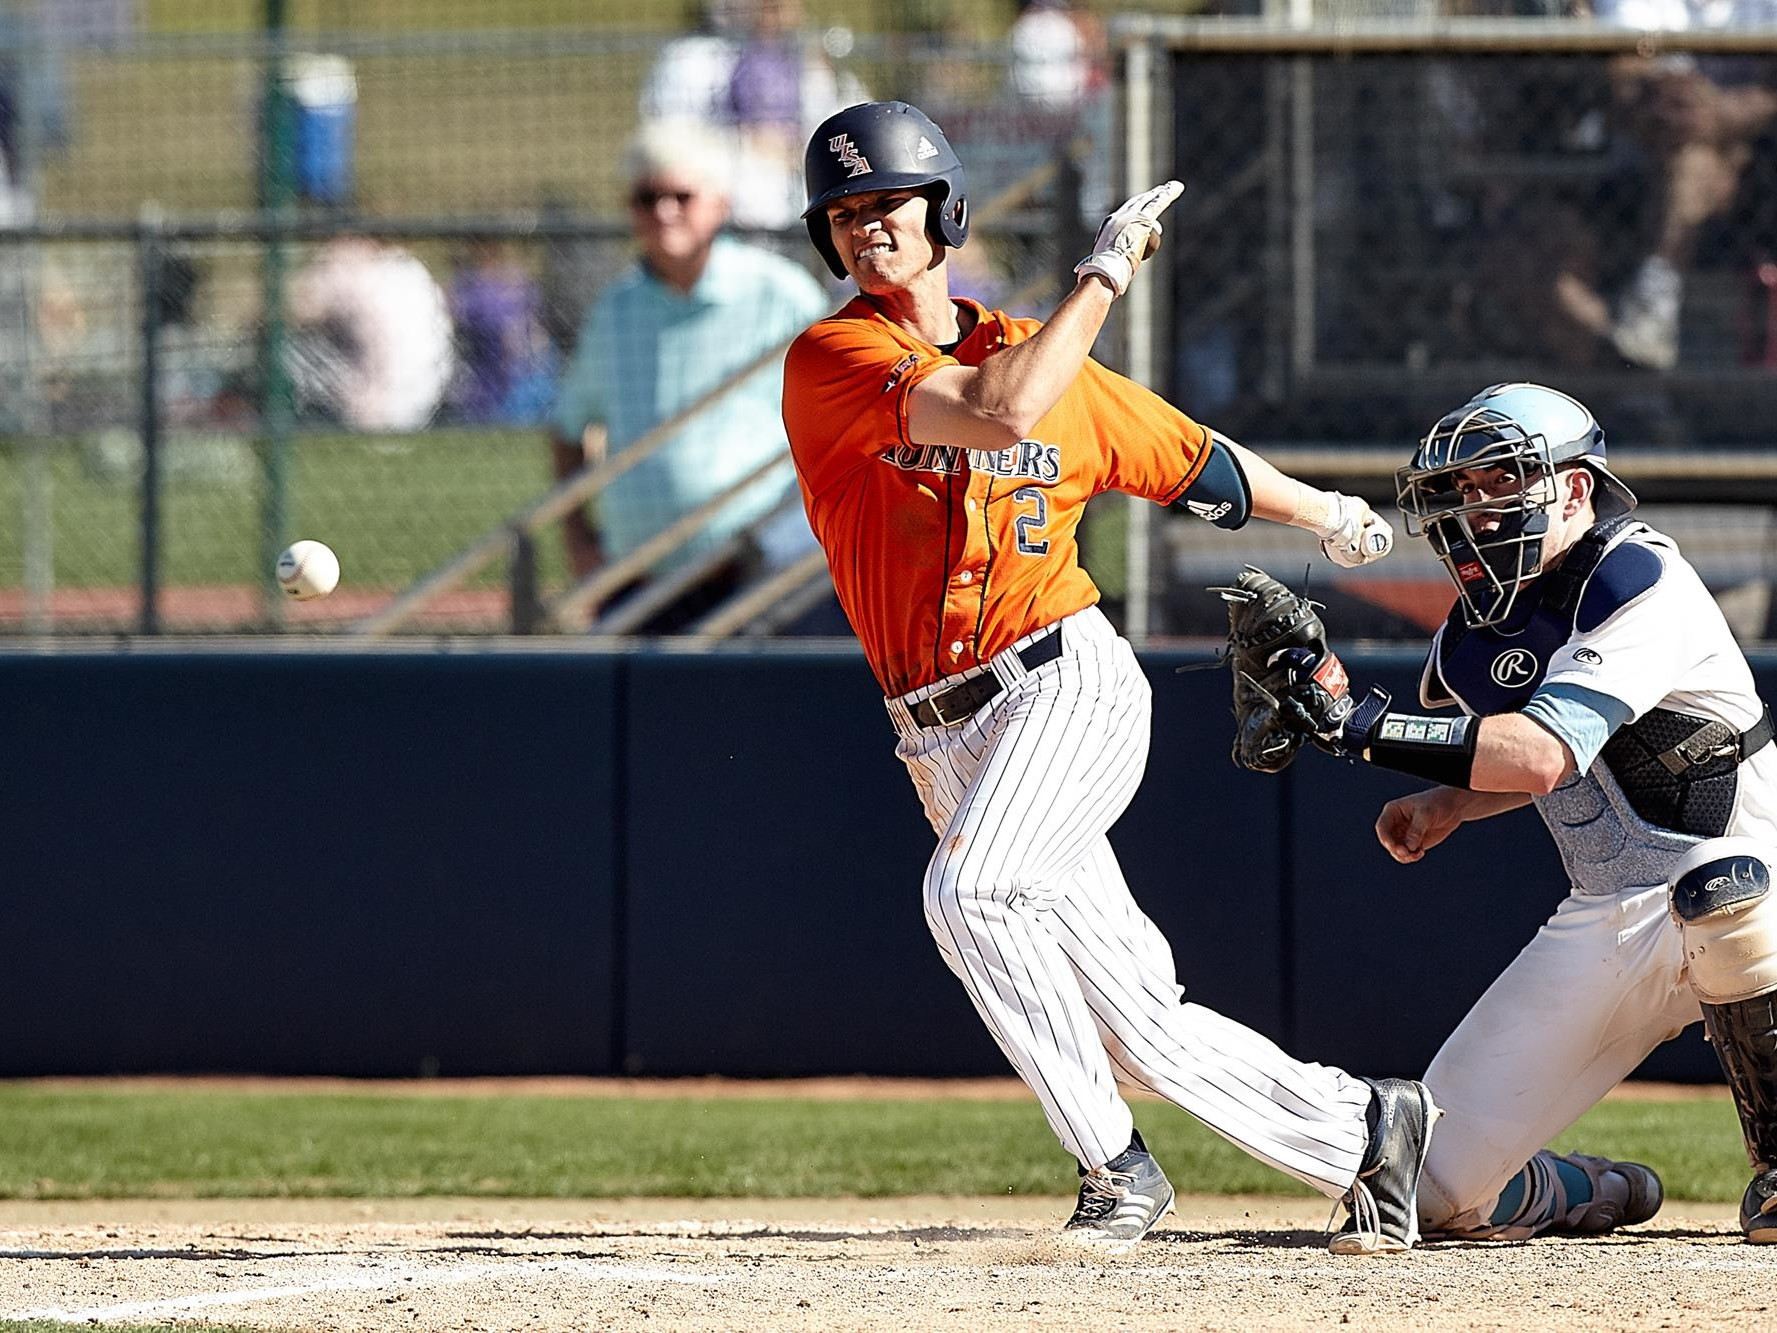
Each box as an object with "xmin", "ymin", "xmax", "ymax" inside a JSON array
[{"xmin": 1213, "ymin": 567, "xmax": 1353, "ymax": 773}]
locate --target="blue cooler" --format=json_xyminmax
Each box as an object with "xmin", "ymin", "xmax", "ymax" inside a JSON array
[{"xmin": 286, "ymin": 54, "xmax": 357, "ymax": 205}]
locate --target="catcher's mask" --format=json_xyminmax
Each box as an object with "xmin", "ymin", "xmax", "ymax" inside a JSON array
[
  {"xmin": 1398, "ymin": 382, "xmax": 1638, "ymax": 629},
  {"xmin": 801, "ymin": 100, "xmax": 969, "ymax": 279}
]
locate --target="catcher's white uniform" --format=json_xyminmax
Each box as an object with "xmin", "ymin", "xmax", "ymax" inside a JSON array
[{"xmin": 1412, "ymin": 518, "xmax": 1777, "ymax": 1233}]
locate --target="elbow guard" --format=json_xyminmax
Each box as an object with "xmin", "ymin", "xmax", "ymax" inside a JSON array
[{"xmin": 1174, "ymin": 433, "xmax": 1251, "ymax": 530}]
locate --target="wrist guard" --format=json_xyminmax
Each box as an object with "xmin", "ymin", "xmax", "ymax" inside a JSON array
[{"xmin": 1333, "ymin": 686, "xmax": 1479, "ymax": 788}]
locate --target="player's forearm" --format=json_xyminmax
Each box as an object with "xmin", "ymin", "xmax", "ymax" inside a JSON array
[
  {"xmin": 1224, "ymin": 440, "xmax": 1388, "ymax": 562},
  {"xmin": 1227, "ymin": 442, "xmax": 1334, "ymax": 527},
  {"xmin": 1315, "ymin": 687, "xmax": 1568, "ymax": 791},
  {"xmin": 906, "ymin": 277, "xmax": 1114, "ymax": 449},
  {"xmin": 1445, "ymin": 787, "xmax": 1534, "ymax": 821},
  {"xmin": 1470, "ymin": 712, "xmax": 1578, "ymax": 795}
]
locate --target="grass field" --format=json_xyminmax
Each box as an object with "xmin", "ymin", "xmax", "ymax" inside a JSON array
[
  {"xmin": 0, "ymin": 1082, "xmax": 1753, "ymax": 1204},
  {"xmin": 0, "ymin": 427, "xmax": 573, "ymax": 594}
]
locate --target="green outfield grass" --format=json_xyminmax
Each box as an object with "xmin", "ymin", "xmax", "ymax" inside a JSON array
[
  {"xmin": 0, "ymin": 428, "xmax": 573, "ymax": 592},
  {"xmin": 0, "ymin": 1084, "xmax": 1753, "ymax": 1204}
]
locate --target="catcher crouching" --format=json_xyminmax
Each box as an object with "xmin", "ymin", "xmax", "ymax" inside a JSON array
[{"xmin": 1219, "ymin": 381, "xmax": 1777, "ymax": 1244}]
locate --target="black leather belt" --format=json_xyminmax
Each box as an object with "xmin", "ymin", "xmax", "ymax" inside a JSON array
[{"xmin": 907, "ymin": 627, "xmax": 1065, "ymax": 729}]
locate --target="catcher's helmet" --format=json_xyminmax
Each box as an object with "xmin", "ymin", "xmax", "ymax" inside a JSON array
[
  {"xmin": 801, "ymin": 100, "xmax": 969, "ymax": 279},
  {"xmin": 1398, "ymin": 383, "xmax": 1638, "ymax": 628}
]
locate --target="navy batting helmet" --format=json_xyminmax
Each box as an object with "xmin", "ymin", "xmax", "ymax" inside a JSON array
[{"xmin": 801, "ymin": 100, "xmax": 969, "ymax": 279}]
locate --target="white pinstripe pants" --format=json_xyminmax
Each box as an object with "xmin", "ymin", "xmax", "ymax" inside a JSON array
[{"xmin": 888, "ymin": 605, "xmax": 1373, "ymax": 1196}]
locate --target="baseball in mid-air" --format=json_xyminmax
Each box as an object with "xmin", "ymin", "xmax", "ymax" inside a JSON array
[{"xmin": 275, "ymin": 539, "xmax": 341, "ymax": 601}]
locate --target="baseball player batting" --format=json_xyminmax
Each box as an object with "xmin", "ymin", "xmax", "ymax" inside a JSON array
[
  {"xmin": 1245, "ymin": 382, "xmax": 1777, "ymax": 1243},
  {"xmin": 779, "ymin": 98, "xmax": 1435, "ymax": 1254}
]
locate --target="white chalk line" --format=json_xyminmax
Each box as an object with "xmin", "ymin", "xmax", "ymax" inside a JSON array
[{"xmin": 11, "ymin": 1257, "xmax": 729, "ymax": 1322}]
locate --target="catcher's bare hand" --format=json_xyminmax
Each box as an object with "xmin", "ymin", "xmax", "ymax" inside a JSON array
[
  {"xmin": 1214, "ymin": 566, "xmax": 1353, "ymax": 773},
  {"xmin": 1314, "ymin": 493, "xmax": 1395, "ymax": 568},
  {"xmin": 1376, "ymin": 789, "xmax": 1465, "ymax": 863},
  {"xmin": 1074, "ymin": 180, "xmax": 1185, "ymax": 297}
]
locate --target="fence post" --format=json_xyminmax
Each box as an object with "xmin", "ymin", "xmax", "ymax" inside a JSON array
[
  {"xmin": 1053, "ymin": 140, "xmax": 1089, "ymax": 300},
  {"xmin": 137, "ymin": 214, "xmax": 164, "ymax": 635},
  {"xmin": 509, "ymin": 527, "xmax": 542, "ymax": 634},
  {"xmin": 14, "ymin": 223, "xmax": 51, "ymax": 630},
  {"xmin": 1121, "ymin": 34, "xmax": 1159, "ymax": 646},
  {"xmin": 257, "ymin": 0, "xmax": 295, "ymax": 628}
]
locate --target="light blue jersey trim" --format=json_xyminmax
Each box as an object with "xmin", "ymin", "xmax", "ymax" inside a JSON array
[{"xmin": 1522, "ymin": 683, "xmax": 1632, "ymax": 773}]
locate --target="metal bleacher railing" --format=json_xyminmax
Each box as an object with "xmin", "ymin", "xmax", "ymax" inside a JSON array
[{"xmin": 351, "ymin": 146, "xmax": 1092, "ymax": 641}]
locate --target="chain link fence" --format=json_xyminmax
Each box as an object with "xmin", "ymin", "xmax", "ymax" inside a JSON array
[
  {"xmin": 0, "ymin": 2, "xmax": 1096, "ymax": 636},
  {"xmin": 1133, "ymin": 18, "xmax": 1777, "ymax": 640},
  {"xmin": 6, "ymin": 5, "xmax": 1777, "ymax": 638}
]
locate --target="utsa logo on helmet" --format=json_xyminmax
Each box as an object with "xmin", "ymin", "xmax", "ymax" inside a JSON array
[{"xmin": 830, "ymin": 133, "xmax": 871, "ymax": 178}]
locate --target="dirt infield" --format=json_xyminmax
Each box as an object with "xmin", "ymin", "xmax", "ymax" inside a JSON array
[
  {"xmin": 0, "ymin": 1194, "xmax": 1761, "ymax": 1332},
  {"xmin": 0, "ymin": 1082, "xmax": 1758, "ymax": 1329}
]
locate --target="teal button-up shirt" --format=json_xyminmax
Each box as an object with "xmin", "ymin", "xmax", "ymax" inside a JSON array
[{"xmin": 550, "ymin": 236, "xmax": 831, "ymax": 569}]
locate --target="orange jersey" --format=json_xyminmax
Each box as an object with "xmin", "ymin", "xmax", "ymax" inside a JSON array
[{"xmin": 783, "ymin": 296, "xmax": 1213, "ymax": 697}]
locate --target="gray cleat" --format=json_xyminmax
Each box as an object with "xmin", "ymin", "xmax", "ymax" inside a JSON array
[
  {"xmin": 1743, "ymin": 1168, "xmax": 1777, "ymax": 1243},
  {"xmin": 1551, "ymin": 1153, "xmax": 1664, "ymax": 1234},
  {"xmin": 1331, "ymin": 1078, "xmax": 1441, "ymax": 1255},
  {"xmin": 1064, "ymin": 1131, "xmax": 1176, "ymax": 1252}
]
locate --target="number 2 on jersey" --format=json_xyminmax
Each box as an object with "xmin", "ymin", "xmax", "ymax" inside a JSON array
[{"xmin": 1013, "ymin": 486, "xmax": 1051, "ymax": 556}]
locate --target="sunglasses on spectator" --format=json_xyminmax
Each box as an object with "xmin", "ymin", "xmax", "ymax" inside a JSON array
[{"xmin": 630, "ymin": 186, "xmax": 697, "ymax": 209}]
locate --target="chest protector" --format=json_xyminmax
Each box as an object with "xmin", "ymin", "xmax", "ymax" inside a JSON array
[{"xmin": 1428, "ymin": 516, "xmax": 1770, "ymax": 839}]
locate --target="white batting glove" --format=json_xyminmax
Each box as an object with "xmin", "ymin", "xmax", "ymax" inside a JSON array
[
  {"xmin": 1311, "ymin": 492, "xmax": 1395, "ymax": 568},
  {"xmin": 1073, "ymin": 180, "xmax": 1186, "ymax": 297}
]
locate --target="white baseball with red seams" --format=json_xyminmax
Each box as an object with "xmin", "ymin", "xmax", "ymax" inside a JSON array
[{"xmin": 275, "ymin": 540, "xmax": 341, "ymax": 601}]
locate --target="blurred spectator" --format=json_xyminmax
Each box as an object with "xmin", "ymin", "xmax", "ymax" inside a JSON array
[
  {"xmin": 726, "ymin": 0, "xmax": 870, "ymax": 229},
  {"xmin": 1003, "ymin": 1, "xmax": 1113, "ymax": 226},
  {"xmin": 0, "ymin": 0, "xmax": 71, "ymax": 218},
  {"xmin": 639, "ymin": 0, "xmax": 749, "ymax": 125},
  {"xmin": 639, "ymin": 0, "xmax": 867, "ymax": 231},
  {"xmin": 446, "ymin": 236, "xmax": 556, "ymax": 425},
  {"xmin": 152, "ymin": 252, "xmax": 238, "ymax": 429},
  {"xmin": 1582, "ymin": 0, "xmax": 1777, "ymax": 369},
  {"xmin": 0, "ymin": 0, "xmax": 72, "ymax": 435},
  {"xmin": 287, "ymin": 237, "xmax": 454, "ymax": 433},
  {"xmin": 546, "ymin": 121, "xmax": 829, "ymax": 631},
  {"xmin": 1008, "ymin": 0, "xmax": 1106, "ymax": 111}
]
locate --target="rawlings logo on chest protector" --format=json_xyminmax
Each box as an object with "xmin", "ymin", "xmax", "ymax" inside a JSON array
[
  {"xmin": 1435, "ymin": 518, "xmax": 1644, "ymax": 717},
  {"xmin": 1438, "ymin": 604, "xmax": 1564, "ymax": 714},
  {"xmin": 1490, "ymin": 649, "xmax": 1540, "ymax": 689}
]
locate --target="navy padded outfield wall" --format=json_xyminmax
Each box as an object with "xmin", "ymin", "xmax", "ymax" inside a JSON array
[{"xmin": 0, "ymin": 645, "xmax": 1747, "ymax": 1080}]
